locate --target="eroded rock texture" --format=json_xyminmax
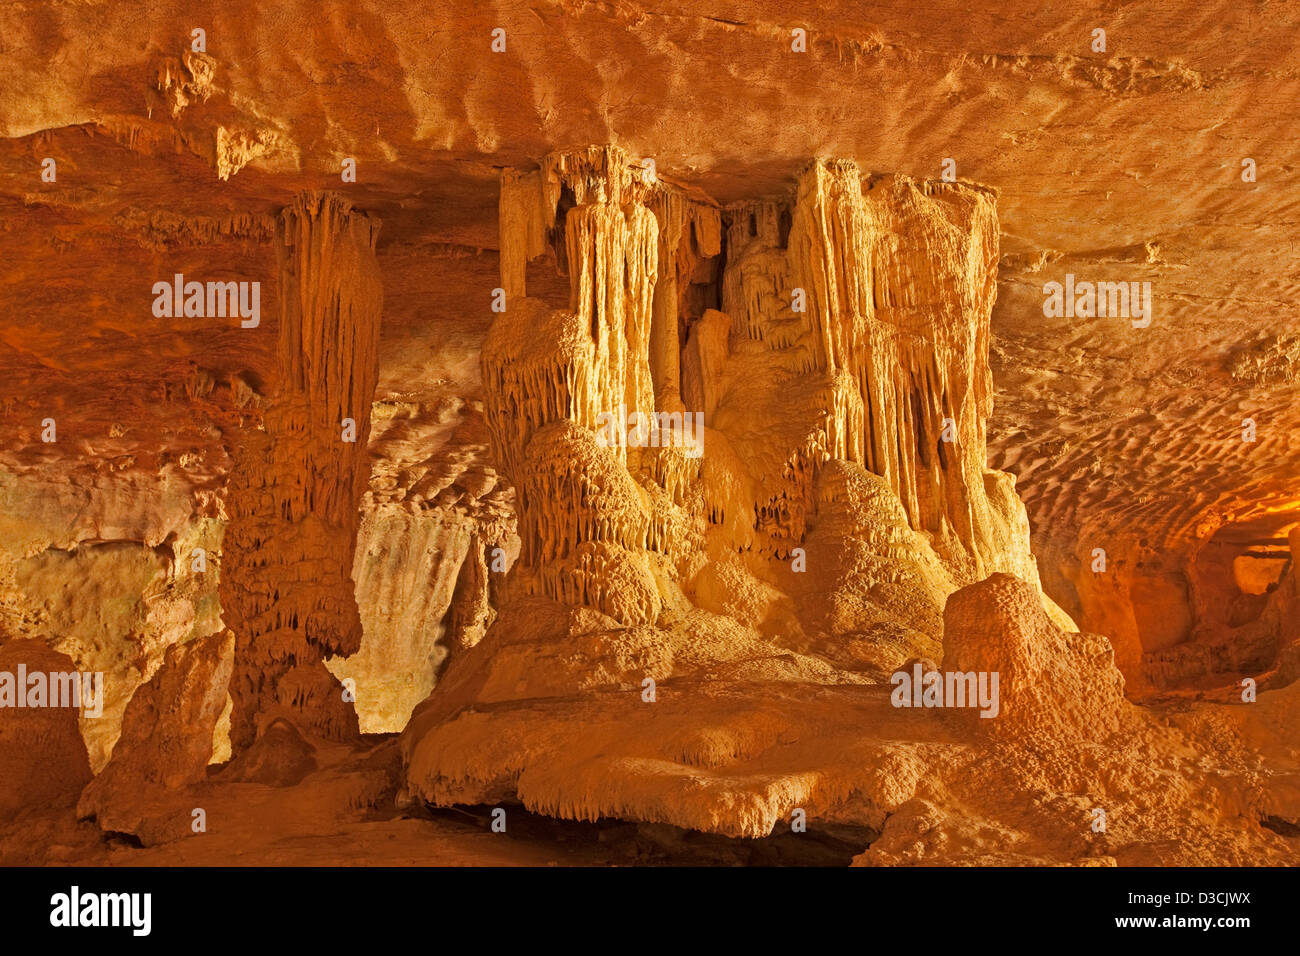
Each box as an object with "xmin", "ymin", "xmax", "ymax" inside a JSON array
[
  {"xmin": 221, "ymin": 191, "xmax": 381, "ymax": 750},
  {"xmin": 400, "ymin": 148, "xmax": 1076, "ymax": 837},
  {"xmin": 77, "ymin": 629, "xmax": 233, "ymax": 843},
  {"xmin": 392, "ymin": 148, "xmax": 1300, "ymax": 865},
  {"xmin": 2, "ymin": 2, "xmax": 1300, "ymax": 869},
  {"xmin": 0, "ymin": 639, "xmax": 92, "ymax": 816}
]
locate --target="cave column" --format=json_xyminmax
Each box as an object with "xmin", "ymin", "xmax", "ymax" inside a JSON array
[
  {"xmin": 649, "ymin": 192, "xmax": 684, "ymax": 410},
  {"xmin": 220, "ymin": 191, "xmax": 383, "ymax": 752}
]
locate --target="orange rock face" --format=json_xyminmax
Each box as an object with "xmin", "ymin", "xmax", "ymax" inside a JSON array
[
  {"xmin": 0, "ymin": 639, "xmax": 92, "ymax": 816},
  {"xmin": 0, "ymin": 2, "xmax": 1298, "ymax": 870}
]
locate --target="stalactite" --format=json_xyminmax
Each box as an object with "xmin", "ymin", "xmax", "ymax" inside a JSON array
[
  {"xmin": 711, "ymin": 162, "xmax": 1012, "ymax": 576},
  {"xmin": 647, "ymin": 189, "xmax": 686, "ymax": 408},
  {"xmin": 498, "ymin": 169, "xmax": 547, "ymax": 300}
]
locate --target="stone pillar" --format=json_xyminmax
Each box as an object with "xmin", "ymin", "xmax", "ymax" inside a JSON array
[{"xmin": 220, "ymin": 191, "xmax": 382, "ymax": 751}]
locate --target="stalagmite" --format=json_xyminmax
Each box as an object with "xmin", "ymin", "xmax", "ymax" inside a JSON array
[{"xmin": 220, "ymin": 191, "xmax": 383, "ymax": 751}]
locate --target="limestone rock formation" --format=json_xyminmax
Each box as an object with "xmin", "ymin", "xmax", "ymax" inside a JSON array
[
  {"xmin": 400, "ymin": 148, "xmax": 1080, "ymax": 839},
  {"xmin": 851, "ymin": 572, "xmax": 1293, "ymax": 866},
  {"xmin": 0, "ymin": 638, "xmax": 92, "ymax": 816},
  {"xmin": 77, "ymin": 629, "xmax": 233, "ymax": 842},
  {"xmin": 2, "ymin": 2, "xmax": 1300, "ymax": 872},
  {"xmin": 221, "ymin": 717, "xmax": 318, "ymax": 787},
  {"xmin": 944, "ymin": 573, "xmax": 1125, "ymax": 739},
  {"xmin": 220, "ymin": 191, "xmax": 382, "ymax": 751},
  {"xmin": 329, "ymin": 393, "xmax": 518, "ymax": 733}
]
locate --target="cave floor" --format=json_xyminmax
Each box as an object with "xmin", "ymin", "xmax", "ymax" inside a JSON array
[
  {"xmin": 0, "ymin": 735, "xmax": 604, "ymax": 867},
  {"xmin": 2, "ymin": 733, "xmax": 865, "ymax": 867},
  {"xmin": 11, "ymin": 675, "xmax": 1290, "ymax": 868}
]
